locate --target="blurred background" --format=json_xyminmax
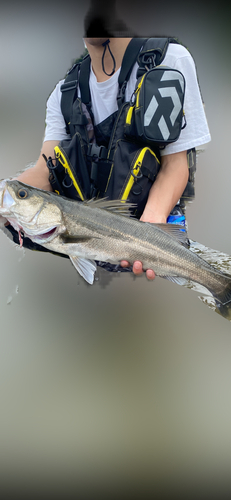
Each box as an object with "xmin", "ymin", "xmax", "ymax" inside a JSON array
[{"xmin": 0, "ymin": 0, "xmax": 231, "ymax": 497}]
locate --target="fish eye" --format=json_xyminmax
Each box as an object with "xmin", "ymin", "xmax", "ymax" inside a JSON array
[{"xmin": 17, "ymin": 189, "xmax": 28, "ymax": 199}]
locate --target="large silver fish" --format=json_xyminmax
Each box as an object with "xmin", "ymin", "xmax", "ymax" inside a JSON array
[{"xmin": 1, "ymin": 179, "xmax": 231, "ymax": 312}]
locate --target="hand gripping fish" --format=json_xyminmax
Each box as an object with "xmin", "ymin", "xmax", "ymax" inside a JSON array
[{"xmin": 1, "ymin": 180, "xmax": 231, "ymax": 316}]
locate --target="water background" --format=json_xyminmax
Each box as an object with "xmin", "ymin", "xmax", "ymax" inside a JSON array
[{"xmin": 0, "ymin": 1, "xmax": 231, "ymax": 497}]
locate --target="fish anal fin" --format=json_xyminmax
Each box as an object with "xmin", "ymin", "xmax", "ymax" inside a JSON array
[{"xmin": 162, "ymin": 275, "xmax": 189, "ymax": 286}]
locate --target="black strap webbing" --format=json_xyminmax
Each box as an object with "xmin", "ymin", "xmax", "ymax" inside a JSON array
[
  {"xmin": 79, "ymin": 39, "xmax": 147, "ymax": 109},
  {"xmin": 116, "ymin": 38, "xmax": 147, "ymax": 107},
  {"xmin": 61, "ymin": 37, "xmax": 175, "ymax": 126},
  {"xmin": 136, "ymin": 37, "xmax": 170, "ymax": 78},
  {"xmin": 118, "ymin": 38, "xmax": 146, "ymax": 88},
  {"xmin": 79, "ymin": 38, "xmax": 146, "ymax": 110},
  {"xmin": 78, "ymin": 55, "xmax": 91, "ymax": 106},
  {"xmin": 60, "ymin": 64, "xmax": 80, "ymax": 130}
]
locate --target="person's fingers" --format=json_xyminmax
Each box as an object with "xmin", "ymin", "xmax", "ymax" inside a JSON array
[
  {"xmin": 132, "ymin": 261, "xmax": 144, "ymax": 276},
  {"xmin": 120, "ymin": 260, "xmax": 130, "ymax": 268},
  {"xmin": 120, "ymin": 260, "xmax": 155, "ymax": 280},
  {"xmin": 146, "ymin": 269, "xmax": 155, "ymax": 280}
]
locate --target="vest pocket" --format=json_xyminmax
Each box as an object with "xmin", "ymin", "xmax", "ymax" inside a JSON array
[
  {"xmin": 124, "ymin": 67, "xmax": 186, "ymax": 147},
  {"xmin": 48, "ymin": 133, "xmax": 91, "ymax": 201},
  {"xmin": 107, "ymin": 140, "xmax": 160, "ymax": 217}
]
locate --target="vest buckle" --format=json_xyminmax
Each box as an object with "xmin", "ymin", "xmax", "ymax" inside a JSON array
[{"xmin": 87, "ymin": 143, "xmax": 108, "ymax": 160}]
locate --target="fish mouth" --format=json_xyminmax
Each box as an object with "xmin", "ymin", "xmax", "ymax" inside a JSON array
[
  {"xmin": 0, "ymin": 185, "xmax": 60, "ymax": 242},
  {"xmin": 35, "ymin": 227, "xmax": 57, "ymax": 239},
  {"xmin": 28, "ymin": 226, "xmax": 58, "ymax": 243}
]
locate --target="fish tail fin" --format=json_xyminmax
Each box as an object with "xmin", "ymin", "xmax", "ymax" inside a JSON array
[
  {"xmin": 209, "ymin": 275, "xmax": 231, "ymax": 321},
  {"xmin": 212, "ymin": 276, "xmax": 231, "ymax": 306}
]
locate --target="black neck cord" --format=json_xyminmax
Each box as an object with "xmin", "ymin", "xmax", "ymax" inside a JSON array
[{"xmin": 102, "ymin": 39, "xmax": 116, "ymax": 76}]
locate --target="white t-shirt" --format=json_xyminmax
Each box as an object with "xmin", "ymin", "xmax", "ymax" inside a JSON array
[{"xmin": 44, "ymin": 43, "xmax": 211, "ymax": 155}]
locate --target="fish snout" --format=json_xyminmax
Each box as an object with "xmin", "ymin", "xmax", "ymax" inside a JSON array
[{"xmin": 1, "ymin": 187, "xmax": 16, "ymax": 213}]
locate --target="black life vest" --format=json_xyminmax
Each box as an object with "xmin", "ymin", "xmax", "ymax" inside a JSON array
[{"xmin": 47, "ymin": 37, "xmax": 196, "ymax": 218}]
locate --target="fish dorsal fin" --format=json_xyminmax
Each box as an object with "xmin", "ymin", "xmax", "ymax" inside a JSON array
[
  {"xmin": 69, "ymin": 256, "xmax": 97, "ymax": 284},
  {"xmin": 147, "ymin": 222, "xmax": 189, "ymax": 247},
  {"xmin": 83, "ymin": 198, "xmax": 135, "ymax": 217}
]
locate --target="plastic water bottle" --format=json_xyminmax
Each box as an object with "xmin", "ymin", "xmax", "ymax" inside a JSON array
[{"xmin": 167, "ymin": 209, "xmax": 186, "ymax": 231}]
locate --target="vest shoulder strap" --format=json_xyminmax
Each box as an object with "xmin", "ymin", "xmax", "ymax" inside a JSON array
[
  {"xmin": 60, "ymin": 51, "xmax": 94, "ymax": 131},
  {"xmin": 60, "ymin": 37, "xmax": 181, "ymax": 130},
  {"xmin": 117, "ymin": 38, "xmax": 147, "ymax": 88},
  {"xmin": 136, "ymin": 37, "xmax": 180, "ymax": 78},
  {"xmin": 60, "ymin": 59, "xmax": 83, "ymax": 132}
]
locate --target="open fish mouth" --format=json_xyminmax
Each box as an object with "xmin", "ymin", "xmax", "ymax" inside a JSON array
[
  {"xmin": 0, "ymin": 185, "xmax": 60, "ymax": 243},
  {"xmin": 13, "ymin": 225, "xmax": 59, "ymax": 248},
  {"xmin": 39, "ymin": 227, "xmax": 57, "ymax": 238},
  {"xmin": 26, "ymin": 226, "xmax": 58, "ymax": 243}
]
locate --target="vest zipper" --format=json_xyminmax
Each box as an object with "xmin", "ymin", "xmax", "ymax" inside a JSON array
[
  {"xmin": 121, "ymin": 146, "xmax": 160, "ymax": 202},
  {"xmin": 102, "ymin": 102, "xmax": 130, "ymax": 195},
  {"xmin": 54, "ymin": 139, "xmax": 85, "ymax": 201},
  {"xmin": 107, "ymin": 102, "xmax": 129, "ymax": 155},
  {"xmin": 125, "ymin": 74, "xmax": 146, "ymax": 126}
]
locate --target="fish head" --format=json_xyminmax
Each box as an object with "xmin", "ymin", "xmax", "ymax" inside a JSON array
[{"xmin": 0, "ymin": 179, "xmax": 64, "ymax": 243}]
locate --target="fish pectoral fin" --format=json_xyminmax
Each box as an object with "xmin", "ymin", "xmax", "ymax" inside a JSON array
[{"xmin": 69, "ymin": 256, "xmax": 97, "ymax": 284}]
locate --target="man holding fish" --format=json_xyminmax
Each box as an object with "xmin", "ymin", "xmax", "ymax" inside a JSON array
[{"xmin": 1, "ymin": 10, "xmax": 211, "ymax": 280}]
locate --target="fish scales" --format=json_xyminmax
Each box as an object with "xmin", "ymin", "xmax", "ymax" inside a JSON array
[
  {"xmin": 1, "ymin": 179, "xmax": 231, "ymax": 315},
  {"xmin": 63, "ymin": 203, "xmax": 229, "ymax": 288}
]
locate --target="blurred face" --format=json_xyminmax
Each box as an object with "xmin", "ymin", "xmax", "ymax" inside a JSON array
[{"xmin": 84, "ymin": 37, "xmax": 109, "ymax": 46}]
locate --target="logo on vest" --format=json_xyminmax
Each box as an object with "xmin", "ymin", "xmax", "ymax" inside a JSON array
[{"xmin": 144, "ymin": 70, "xmax": 184, "ymax": 142}]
